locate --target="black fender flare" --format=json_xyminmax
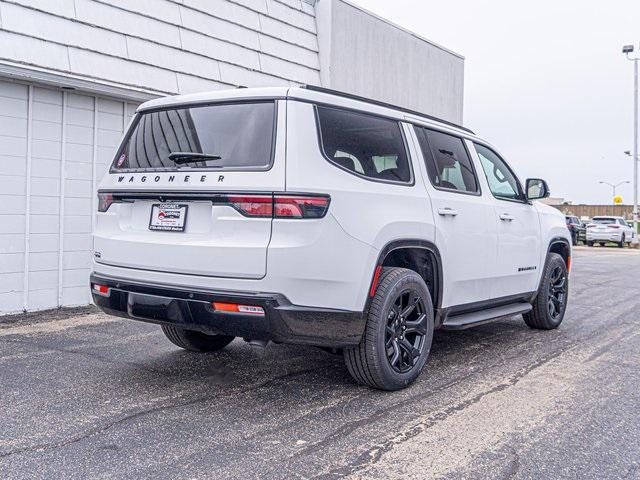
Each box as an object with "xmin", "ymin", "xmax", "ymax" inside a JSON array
[
  {"xmin": 531, "ymin": 237, "xmax": 571, "ymax": 301},
  {"xmin": 366, "ymin": 239, "xmax": 444, "ymax": 314}
]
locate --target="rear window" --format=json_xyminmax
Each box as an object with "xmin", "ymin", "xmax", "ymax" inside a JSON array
[
  {"xmin": 112, "ymin": 101, "xmax": 276, "ymax": 171},
  {"xmin": 592, "ymin": 218, "xmax": 616, "ymax": 225},
  {"xmin": 316, "ymin": 106, "xmax": 412, "ymax": 184}
]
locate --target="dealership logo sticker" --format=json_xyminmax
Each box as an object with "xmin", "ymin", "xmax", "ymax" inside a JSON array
[{"xmin": 117, "ymin": 153, "xmax": 126, "ymax": 167}]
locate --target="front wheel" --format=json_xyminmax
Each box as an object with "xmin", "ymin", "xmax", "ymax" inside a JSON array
[
  {"xmin": 161, "ymin": 325, "xmax": 235, "ymax": 352},
  {"xmin": 523, "ymin": 253, "xmax": 569, "ymax": 330},
  {"xmin": 344, "ymin": 267, "xmax": 434, "ymax": 391},
  {"xmin": 587, "ymin": 241, "xmax": 594, "ymax": 247}
]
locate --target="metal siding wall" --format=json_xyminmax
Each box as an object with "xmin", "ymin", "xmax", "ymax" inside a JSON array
[
  {"xmin": 0, "ymin": 78, "xmax": 138, "ymax": 314},
  {"xmin": 323, "ymin": 0, "xmax": 465, "ymax": 124},
  {"xmin": 0, "ymin": 82, "xmax": 29, "ymax": 313},
  {"xmin": 0, "ymin": 0, "xmax": 321, "ymax": 95}
]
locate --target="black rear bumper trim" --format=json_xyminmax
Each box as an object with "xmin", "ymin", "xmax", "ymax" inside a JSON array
[{"xmin": 90, "ymin": 273, "xmax": 366, "ymax": 348}]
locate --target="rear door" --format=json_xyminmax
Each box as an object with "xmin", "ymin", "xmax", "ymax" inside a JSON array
[
  {"xmin": 412, "ymin": 126, "xmax": 498, "ymax": 308},
  {"xmin": 94, "ymin": 100, "xmax": 286, "ymax": 279},
  {"xmin": 471, "ymin": 143, "xmax": 541, "ymax": 297}
]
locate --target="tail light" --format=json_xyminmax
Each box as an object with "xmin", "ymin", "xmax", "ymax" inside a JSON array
[
  {"xmin": 274, "ymin": 196, "xmax": 330, "ymax": 219},
  {"xmin": 608, "ymin": 225, "xmax": 620, "ymax": 229},
  {"xmin": 225, "ymin": 194, "xmax": 330, "ymax": 219},
  {"xmin": 226, "ymin": 195, "xmax": 273, "ymax": 217},
  {"xmin": 98, "ymin": 192, "xmax": 121, "ymax": 212}
]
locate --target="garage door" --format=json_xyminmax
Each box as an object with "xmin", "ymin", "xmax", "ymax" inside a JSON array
[{"xmin": 0, "ymin": 79, "xmax": 139, "ymax": 315}]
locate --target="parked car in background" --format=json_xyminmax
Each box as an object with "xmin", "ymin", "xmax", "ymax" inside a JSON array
[
  {"xmin": 586, "ymin": 216, "xmax": 635, "ymax": 248},
  {"xmin": 565, "ymin": 215, "xmax": 586, "ymax": 246}
]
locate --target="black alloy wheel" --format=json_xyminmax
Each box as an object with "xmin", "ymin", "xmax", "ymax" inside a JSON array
[
  {"xmin": 384, "ymin": 290, "xmax": 429, "ymax": 374},
  {"xmin": 547, "ymin": 265, "xmax": 567, "ymax": 321},
  {"xmin": 344, "ymin": 267, "xmax": 434, "ymax": 390},
  {"xmin": 524, "ymin": 253, "xmax": 569, "ymax": 330}
]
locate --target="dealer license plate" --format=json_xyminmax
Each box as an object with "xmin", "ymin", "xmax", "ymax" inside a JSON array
[{"xmin": 149, "ymin": 203, "xmax": 188, "ymax": 232}]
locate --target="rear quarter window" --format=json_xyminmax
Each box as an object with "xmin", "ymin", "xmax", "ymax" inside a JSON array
[{"xmin": 316, "ymin": 106, "xmax": 412, "ymax": 184}]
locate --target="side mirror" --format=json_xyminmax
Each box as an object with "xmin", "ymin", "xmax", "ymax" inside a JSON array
[{"xmin": 525, "ymin": 178, "xmax": 550, "ymax": 201}]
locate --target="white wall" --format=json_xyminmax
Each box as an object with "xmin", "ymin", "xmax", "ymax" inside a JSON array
[
  {"xmin": 316, "ymin": 0, "xmax": 465, "ymax": 124},
  {"xmin": 0, "ymin": 79, "xmax": 138, "ymax": 314},
  {"xmin": 0, "ymin": 0, "xmax": 321, "ymax": 96}
]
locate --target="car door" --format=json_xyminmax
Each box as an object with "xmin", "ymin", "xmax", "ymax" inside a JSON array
[
  {"xmin": 471, "ymin": 143, "xmax": 542, "ymax": 298},
  {"xmin": 411, "ymin": 126, "xmax": 498, "ymax": 308},
  {"xmin": 619, "ymin": 218, "xmax": 634, "ymax": 241}
]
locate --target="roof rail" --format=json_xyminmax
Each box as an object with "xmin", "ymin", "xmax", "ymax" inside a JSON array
[{"xmin": 301, "ymin": 85, "xmax": 474, "ymax": 135}]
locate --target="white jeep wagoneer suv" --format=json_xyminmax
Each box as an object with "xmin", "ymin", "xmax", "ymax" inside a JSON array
[{"xmin": 91, "ymin": 86, "xmax": 571, "ymax": 390}]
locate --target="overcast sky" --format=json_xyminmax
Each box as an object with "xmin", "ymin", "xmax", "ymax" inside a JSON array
[{"xmin": 352, "ymin": 0, "xmax": 640, "ymax": 204}]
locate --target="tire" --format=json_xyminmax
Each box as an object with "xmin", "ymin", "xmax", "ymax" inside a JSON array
[
  {"xmin": 161, "ymin": 325, "xmax": 235, "ymax": 352},
  {"xmin": 619, "ymin": 234, "xmax": 626, "ymax": 248},
  {"xmin": 344, "ymin": 267, "xmax": 434, "ymax": 391},
  {"xmin": 524, "ymin": 253, "xmax": 569, "ymax": 330},
  {"xmin": 587, "ymin": 241, "xmax": 594, "ymax": 247}
]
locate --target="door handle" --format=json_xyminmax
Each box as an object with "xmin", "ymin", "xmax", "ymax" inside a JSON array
[
  {"xmin": 438, "ymin": 208, "xmax": 459, "ymax": 217},
  {"xmin": 499, "ymin": 213, "xmax": 515, "ymax": 222}
]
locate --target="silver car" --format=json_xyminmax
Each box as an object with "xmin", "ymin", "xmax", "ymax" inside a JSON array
[{"xmin": 586, "ymin": 216, "xmax": 635, "ymax": 248}]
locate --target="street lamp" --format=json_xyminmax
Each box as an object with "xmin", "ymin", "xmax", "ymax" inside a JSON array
[
  {"xmin": 623, "ymin": 44, "xmax": 639, "ymax": 240},
  {"xmin": 598, "ymin": 180, "xmax": 630, "ymax": 203}
]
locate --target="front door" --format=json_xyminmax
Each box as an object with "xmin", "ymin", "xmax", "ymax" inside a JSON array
[{"xmin": 471, "ymin": 143, "xmax": 542, "ymax": 298}]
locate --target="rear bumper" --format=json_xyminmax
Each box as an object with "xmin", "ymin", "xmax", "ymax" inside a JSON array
[
  {"xmin": 587, "ymin": 232, "xmax": 623, "ymax": 242},
  {"xmin": 90, "ymin": 273, "xmax": 366, "ymax": 348}
]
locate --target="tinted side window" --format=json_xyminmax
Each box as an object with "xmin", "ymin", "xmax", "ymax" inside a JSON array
[
  {"xmin": 415, "ymin": 127, "xmax": 479, "ymax": 193},
  {"xmin": 474, "ymin": 144, "xmax": 522, "ymax": 201},
  {"xmin": 316, "ymin": 106, "xmax": 412, "ymax": 184}
]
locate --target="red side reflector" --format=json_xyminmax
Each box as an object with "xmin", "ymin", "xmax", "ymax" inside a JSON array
[
  {"xmin": 92, "ymin": 284, "xmax": 110, "ymax": 296},
  {"xmin": 566, "ymin": 256, "xmax": 571, "ymax": 273},
  {"xmin": 212, "ymin": 302, "xmax": 265, "ymax": 316},
  {"xmin": 369, "ymin": 265, "xmax": 383, "ymax": 297}
]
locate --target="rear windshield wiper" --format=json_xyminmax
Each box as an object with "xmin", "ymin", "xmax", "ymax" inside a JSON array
[{"xmin": 168, "ymin": 152, "xmax": 222, "ymax": 165}]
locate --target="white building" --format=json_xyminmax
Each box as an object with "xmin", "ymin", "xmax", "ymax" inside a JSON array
[{"xmin": 0, "ymin": 0, "xmax": 465, "ymax": 315}]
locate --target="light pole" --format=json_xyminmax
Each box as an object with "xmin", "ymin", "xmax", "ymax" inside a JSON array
[
  {"xmin": 598, "ymin": 180, "xmax": 630, "ymax": 203},
  {"xmin": 623, "ymin": 44, "xmax": 639, "ymax": 240}
]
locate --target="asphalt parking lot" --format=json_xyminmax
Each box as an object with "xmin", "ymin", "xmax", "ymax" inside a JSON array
[{"xmin": 1, "ymin": 246, "xmax": 640, "ymax": 480}]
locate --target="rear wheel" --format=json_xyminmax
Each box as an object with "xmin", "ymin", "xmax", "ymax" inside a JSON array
[
  {"xmin": 619, "ymin": 234, "xmax": 626, "ymax": 248},
  {"xmin": 161, "ymin": 325, "xmax": 235, "ymax": 352},
  {"xmin": 524, "ymin": 253, "xmax": 568, "ymax": 330},
  {"xmin": 344, "ymin": 267, "xmax": 434, "ymax": 391},
  {"xmin": 587, "ymin": 241, "xmax": 594, "ymax": 247}
]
